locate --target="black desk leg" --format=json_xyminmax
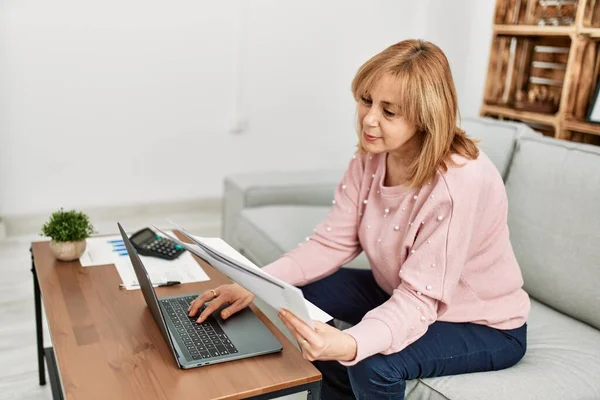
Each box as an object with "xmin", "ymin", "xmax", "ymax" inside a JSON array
[
  {"xmin": 245, "ymin": 380, "xmax": 322, "ymax": 400},
  {"xmin": 31, "ymin": 247, "xmax": 46, "ymax": 386},
  {"xmin": 307, "ymin": 381, "xmax": 322, "ymax": 400}
]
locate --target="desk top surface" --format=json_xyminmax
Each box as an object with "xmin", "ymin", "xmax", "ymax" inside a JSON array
[{"xmin": 32, "ymin": 234, "xmax": 320, "ymax": 400}]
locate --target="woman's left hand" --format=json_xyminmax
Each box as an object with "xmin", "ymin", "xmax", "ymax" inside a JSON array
[{"xmin": 278, "ymin": 308, "xmax": 357, "ymax": 362}]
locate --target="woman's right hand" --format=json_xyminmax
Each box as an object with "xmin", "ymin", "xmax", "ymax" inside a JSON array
[{"xmin": 187, "ymin": 283, "xmax": 255, "ymax": 323}]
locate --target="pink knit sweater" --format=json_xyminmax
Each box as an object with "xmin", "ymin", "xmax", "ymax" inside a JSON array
[{"xmin": 262, "ymin": 151, "xmax": 530, "ymax": 365}]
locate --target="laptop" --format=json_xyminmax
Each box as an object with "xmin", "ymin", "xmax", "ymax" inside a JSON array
[{"xmin": 117, "ymin": 222, "xmax": 283, "ymax": 369}]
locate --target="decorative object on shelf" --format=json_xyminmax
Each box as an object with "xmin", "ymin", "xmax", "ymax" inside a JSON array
[
  {"xmin": 41, "ymin": 208, "xmax": 96, "ymax": 261},
  {"xmin": 514, "ymin": 84, "xmax": 562, "ymax": 113},
  {"xmin": 537, "ymin": 0, "xmax": 578, "ymax": 26},
  {"xmin": 586, "ymin": 78, "xmax": 600, "ymax": 123}
]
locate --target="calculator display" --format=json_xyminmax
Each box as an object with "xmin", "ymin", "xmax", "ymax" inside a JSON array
[{"xmin": 131, "ymin": 229, "xmax": 156, "ymax": 246}]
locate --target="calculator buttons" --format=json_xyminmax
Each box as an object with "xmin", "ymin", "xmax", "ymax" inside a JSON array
[{"xmin": 137, "ymin": 236, "xmax": 184, "ymax": 259}]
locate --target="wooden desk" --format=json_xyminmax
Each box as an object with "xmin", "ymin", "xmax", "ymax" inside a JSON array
[{"xmin": 31, "ymin": 237, "xmax": 321, "ymax": 400}]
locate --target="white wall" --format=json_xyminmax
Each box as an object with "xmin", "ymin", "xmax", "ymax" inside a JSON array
[{"xmin": 0, "ymin": 0, "xmax": 494, "ymax": 216}]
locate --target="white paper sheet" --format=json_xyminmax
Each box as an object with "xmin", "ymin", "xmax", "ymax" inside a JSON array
[
  {"xmin": 152, "ymin": 225, "xmax": 333, "ymax": 326},
  {"xmin": 115, "ymin": 251, "xmax": 210, "ymax": 290},
  {"xmin": 192, "ymin": 236, "xmax": 332, "ymax": 323}
]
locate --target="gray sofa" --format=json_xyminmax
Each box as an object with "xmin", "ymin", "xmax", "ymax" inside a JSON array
[{"xmin": 221, "ymin": 117, "xmax": 600, "ymax": 399}]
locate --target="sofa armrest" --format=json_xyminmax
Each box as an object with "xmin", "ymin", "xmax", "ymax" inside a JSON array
[{"xmin": 221, "ymin": 169, "xmax": 343, "ymax": 243}]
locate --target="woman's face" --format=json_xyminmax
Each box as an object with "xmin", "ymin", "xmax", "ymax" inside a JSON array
[{"xmin": 357, "ymin": 75, "xmax": 419, "ymax": 157}]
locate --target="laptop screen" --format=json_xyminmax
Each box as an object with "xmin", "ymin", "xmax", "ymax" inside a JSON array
[{"xmin": 117, "ymin": 223, "xmax": 179, "ymax": 362}]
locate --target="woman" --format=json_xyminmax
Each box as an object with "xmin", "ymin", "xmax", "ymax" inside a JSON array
[{"xmin": 188, "ymin": 39, "xmax": 530, "ymax": 399}]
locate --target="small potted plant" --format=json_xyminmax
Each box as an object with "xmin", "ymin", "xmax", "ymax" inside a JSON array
[{"xmin": 41, "ymin": 208, "xmax": 95, "ymax": 261}]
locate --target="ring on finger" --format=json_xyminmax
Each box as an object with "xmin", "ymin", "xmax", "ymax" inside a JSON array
[
  {"xmin": 300, "ymin": 339, "xmax": 308, "ymax": 347},
  {"xmin": 210, "ymin": 289, "xmax": 218, "ymax": 299}
]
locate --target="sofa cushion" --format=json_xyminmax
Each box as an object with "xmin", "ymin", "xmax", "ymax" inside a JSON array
[
  {"xmin": 233, "ymin": 205, "xmax": 370, "ymax": 269},
  {"xmin": 462, "ymin": 117, "xmax": 536, "ymax": 179},
  {"xmin": 412, "ymin": 299, "xmax": 600, "ymax": 400},
  {"xmin": 505, "ymin": 135, "xmax": 600, "ymax": 330}
]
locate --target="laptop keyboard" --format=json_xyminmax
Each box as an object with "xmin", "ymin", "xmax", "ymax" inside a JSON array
[{"xmin": 161, "ymin": 296, "xmax": 239, "ymax": 361}]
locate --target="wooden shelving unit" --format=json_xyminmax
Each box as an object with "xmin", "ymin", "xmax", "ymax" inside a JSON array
[
  {"xmin": 494, "ymin": 24, "xmax": 574, "ymax": 36},
  {"xmin": 480, "ymin": 104, "xmax": 557, "ymax": 125},
  {"xmin": 480, "ymin": 0, "xmax": 600, "ymax": 146},
  {"xmin": 563, "ymin": 118, "xmax": 600, "ymax": 134}
]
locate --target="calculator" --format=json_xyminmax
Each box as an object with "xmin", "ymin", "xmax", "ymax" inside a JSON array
[{"xmin": 129, "ymin": 227, "xmax": 185, "ymax": 260}]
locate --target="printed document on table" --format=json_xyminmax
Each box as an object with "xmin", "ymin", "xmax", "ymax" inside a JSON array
[
  {"xmin": 79, "ymin": 230, "xmax": 210, "ymax": 289},
  {"xmin": 115, "ymin": 251, "xmax": 210, "ymax": 290}
]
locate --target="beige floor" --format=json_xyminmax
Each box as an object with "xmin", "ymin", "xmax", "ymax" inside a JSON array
[
  {"xmin": 0, "ymin": 209, "xmax": 307, "ymax": 400},
  {"xmin": 0, "ymin": 234, "xmax": 53, "ymax": 400}
]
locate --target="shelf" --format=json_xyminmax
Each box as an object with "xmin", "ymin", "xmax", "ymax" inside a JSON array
[
  {"xmin": 578, "ymin": 27, "xmax": 600, "ymax": 38},
  {"xmin": 481, "ymin": 104, "xmax": 557, "ymax": 126},
  {"xmin": 562, "ymin": 119, "xmax": 600, "ymax": 136},
  {"xmin": 483, "ymin": 0, "xmax": 600, "ymax": 147},
  {"xmin": 494, "ymin": 24, "xmax": 574, "ymax": 37}
]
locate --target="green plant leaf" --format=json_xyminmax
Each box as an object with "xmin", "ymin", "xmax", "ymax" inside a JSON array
[{"xmin": 40, "ymin": 208, "xmax": 96, "ymax": 242}]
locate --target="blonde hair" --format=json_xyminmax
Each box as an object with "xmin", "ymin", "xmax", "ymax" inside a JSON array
[{"xmin": 351, "ymin": 39, "xmax": 479, "ymax": 188}]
